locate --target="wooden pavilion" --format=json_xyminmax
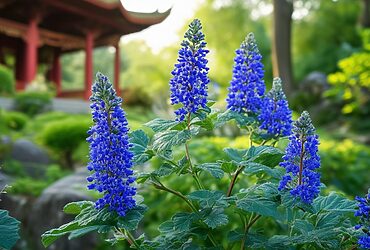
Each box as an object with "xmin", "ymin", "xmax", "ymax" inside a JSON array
[{"xmin": 0, "ymin": 0, "xmax": 170, "ymax": 99}]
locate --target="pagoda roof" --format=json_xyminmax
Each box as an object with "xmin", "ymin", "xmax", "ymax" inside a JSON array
[{"xmin": 0, "ymin": 0, "xmax": 171, "ymax": 51}]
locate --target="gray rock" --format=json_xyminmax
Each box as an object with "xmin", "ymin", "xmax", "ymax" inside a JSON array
[
  {"xmin": 0, "ymin": 172, "xmax": 12, "ymax": 191},
  {"xmin": 11, "ymin": 139, "xmax": 49, "ymax": 164},
  {"xmin": 29, "ymin": 168, "xmax": 98, "ymax": 250},
  {"xmin": 300, "ymin": 71, "xmax": 329, "ymax": 95},
  {"xmin": 11, "ymin": 139, "xmax": 50, "ymax": 178}
]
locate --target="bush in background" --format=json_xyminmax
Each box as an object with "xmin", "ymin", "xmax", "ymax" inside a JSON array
[
  {"xmin": 0, "ymin": 64, "xmax": 14, "ymax": 96},
  {"xmin": 3, "ymin": 111, "xmax": 28, "ymax": 131},
  {"xmin": 38, "ymin": 118, "xmax": 91, "ymax": 169},
  {"xmin": 14, "ymin": 91, "xmax": 52, "ymax": 116}
]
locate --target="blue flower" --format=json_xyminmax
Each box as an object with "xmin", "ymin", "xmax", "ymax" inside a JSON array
[
  {"xmin": 278, "ymin": 111, "xmax": 321, "ymax": 204},
  {"xmin": 86, "ymin": 73, "xmax": 136, "ymax": 217},
  {"xmin": 169, "ymin": 19, "xmax": 210, "ymax": 121},
  {"xmin": 226, "ymin": 33, "xmax": 265, "ymax": 114},
  {"xmin": 355, "ymin": 191, "xmax": 370, "ymax": 249},
  {"xmin": 258, "ymin": 77, "xmax": 292, "ymax": 137}
]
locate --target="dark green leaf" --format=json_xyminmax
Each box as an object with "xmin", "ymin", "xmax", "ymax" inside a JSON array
[
  {"xmin": 237, "ymin": 194, "xmax": 281, "ymax": 220},
  {"xmin": 130, "ymin": 130, "xmax": 153, "ymax": 165},
  {"xmin": 188, "ymin": 190, "xmax": 228, "ymax": 208},
  {"xmin": 197, "ymin": 163, "xmax": 224, "ymax": 179},
  {"xmin": 221, "ymin": 161, "xmax": 238, "ymax": 174},
  {"xmin": 64, "ymin": 201, "xmax": 94, "ymax": 215},
  {"xmin": 117, "ymin": 205, "xmax": 147, "ymax": 231},
  {"xmin": 203, "ymin": 208, "xmax": 228, "ymax": 229},
  {"xmin": 242, "ymin": 162, "xmax": 282, "ymax": 179},
  {"xmin": 0, "ymin": 209, "xmax": 20, "ymax": 250},
  {"xmin": 153, "ymin": 130, "xmax": 191, "ymax": 152},
  {"xmin": 216, "ymin": 110, "xmax": 254, "ymax": 127},
  {"xmin": 172, "ymin": 212, "xmax": 196, "ymax": 232},
  {"xmin": 313, "ymin": 192, "xmax": 356, "ymax": 214},
  {"xmin": 153, "ymin": 163, "xmax": 176, "ymax": 177},
  {"xmin": 145, "ymin": 118, "xmax": 179, "ymax": 132},
  {"xmin": 224, "ymin": 148, "xmax": 247, "ymax": 163}
]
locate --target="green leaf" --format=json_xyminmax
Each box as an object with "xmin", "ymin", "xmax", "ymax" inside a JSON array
[
  {"xmin": 153, "ymin": 130, "xmax": 191, "ymax": 152},
  {"xmin": 236, "ymin": 194, "xmax": 281, "ymax": 220},
  {"xmin": 117, "ymin": 205, "xmax": 147, "ymax": 231},
  {"xmin": 42, "ymin": 221, "xmax": 82, "ymax": 247},
  {"xmin": 196, "ymin": 163, "xmax": 224, "ymax": 179},
  {"xmin": 313, "ymin": 192, "xmax": 356, "ymax": 214},
  {"xmin": 187, "ymin": 190, "xmax": 228, "ymax": 208},
  {"xmin": 64, "ymin": 201, "xmax": 94, "ymax": 215},
  {"xmin": 145, "ymin": 118, "xmax": 179, "ymax": 132},
  {"xmin": 0, "ymin": 209, "xmax": 20, "ymax": 250},
  {"xmin": 203, "ymin": 208, "xmax": 228, "ymax": 229},
  {"xmin": 130, "ymin": 130, "xmax": 153, "ymax": 165},
  {"xmin": 224, "ymin": 148, "xmax": 247, "ymax": 163},
  {"xmin": 216, "ymin": 110, "xmax": 254, "ymax": 127},
  {"xmin": 221, "ymin": 161, "xmax": 238, "ymax": 174},
  {"xmin": 172, "ymin": 212, "xmax": 196, "ymax": 232},
  {"xmin": 242, "ymin": 162, "xmax": 282, "ymax": 179},
  {"xmin": 153, "ymin": 163, "xmax": 176, "ymax": 177}
]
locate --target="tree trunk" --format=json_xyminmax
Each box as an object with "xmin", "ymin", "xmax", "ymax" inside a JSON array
[
  {"xmin": 360, "ymin": 0, "xmax": 370, "ymax": 28},
  {"xmin": 272, "ymin": 0, "xmax": 294, "ymax": 95}
]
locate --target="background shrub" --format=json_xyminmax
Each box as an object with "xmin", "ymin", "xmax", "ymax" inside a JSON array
[
  {"xmin": 14, "ymin": 92, "xmax": 52, "ymax": 116},
  {"xmin": 3, "ymin": 111, "xmax": 28, "ymax": 131},
  {"xmin": 0, "ymin": 64, "xmax": 14, "ymax": 96},
  {"xmin": 38, "ymin": 118, "xmax": 91, "ymax": 169}
]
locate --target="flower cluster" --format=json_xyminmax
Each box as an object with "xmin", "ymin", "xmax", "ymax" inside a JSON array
[
  {"xmin": 278, "ymin": 111, "xmax": 321, "ymax": 204},
  {"xmin": 258, "ymin": 77, "xmax": 292, "ymax": 137},
  {"xmin": 169, "ymin": 19, "xmax": 210, "ymax": 121},
  {"xmin": 86, "ymin": 73, "xmax": 136, "ymax": 217},
  {"xmin": 226, "ymin": 33, "xmax": 265, "ymax": 114},
  {"xmin": 355, "ymin": 191, "xmax": 370, "ymax": 249}
]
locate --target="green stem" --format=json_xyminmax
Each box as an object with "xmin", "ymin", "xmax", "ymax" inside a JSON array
[
  {"xmin": 226, "ymin": 166, "xmax": 244, "ymax": 197},
  {"xmin": 240, "ymin": 214, "xmax": 261, "ymax": 250},
  {"xmin": 185, "ymin": 113, "xmax": 204, "ymax": 190},
  {"xmin": 126, "ymin": 230, "xmax": 141, "ymax": 249}
]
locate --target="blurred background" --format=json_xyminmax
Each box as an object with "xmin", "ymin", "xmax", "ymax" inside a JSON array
[{"xmin": 0, "ymin": 0, "xmax": 369, "ymax": 249}]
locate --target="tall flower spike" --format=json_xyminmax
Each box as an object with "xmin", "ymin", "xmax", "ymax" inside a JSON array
[
  {"xmin": 355, "ymin": 190, "xmax": 370, "ymax": 249},
  {"xmin": 278, "ymin": 111, "xmax": 321, "ymax": 204},
  {"xmin": 226, "ymin": 33, "xmax": 265, "ymax": 114},
  {"xmin": 86, "ymin": 73, "xmax": 136, "ymax": 217},
  {"xmin": 169, "ymin": 19, "xmax": 210, "ymax": 121},
  {"xmin": 258, "ymin": 77, "xmax": 292, "ymax": 137}
]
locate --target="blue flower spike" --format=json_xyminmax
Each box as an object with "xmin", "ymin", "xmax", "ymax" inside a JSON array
[
  {"xmin": 258, "ymin": 77, "xmax": 292, "ymax": 137},
  {"xmin": 355, "ymin": 190, "xmax": 370, "ymax": 249},
  {"xmin": 278, "ymin": 111, "xmax": 321, "ymax": 204},
  {"xmin": 169, "ymin": 19, "xmax": 210, "ymax": 121},
  {"xmin": 86, "ymin": 73, "xmax": 136, "ymax": 217},
  {"xmin": 227, "ymin": 32, "xmax": 265, "ymax": 114}
]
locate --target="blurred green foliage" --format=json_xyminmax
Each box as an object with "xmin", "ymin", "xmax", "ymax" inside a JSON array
[
  {"xmin": 8, "ymin": 164, "xmax": 70, "ymax": 197},
  {"xmin": 2, "ymin": 111, "xmax": 28, "ymax": 131},
  {"xmin": 38, "ymin": 118, "xmax": 91, "ymax": 168},
  {"xmin": 293, "ymin": 0, "xmax": 361, "ymax": 81},
  {"xmin": 0, "ymin": 64, "xmax": 14, "ymax": 96},
  {"xmin": 14, "ymin": 92, "xmax": 52, "ymax": 116}
]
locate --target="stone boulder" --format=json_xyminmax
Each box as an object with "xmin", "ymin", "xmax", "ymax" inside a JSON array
[
  {"xmin": 300, "ymin": 71, "xmax": 329, "ymax": 95},
  {"xmin": 28, "ymin": 168, "xmax": 98, "ymax": 250},
  {"xmin": 10, "ymin": 139, "xmax": 50, "ymax": 178}
]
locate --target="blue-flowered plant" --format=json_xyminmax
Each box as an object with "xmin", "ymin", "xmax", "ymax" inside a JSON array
[
  {"xmin": 42, "ymin": 19, "xmax": 365, "ymax": 249},
  {"xmin": 170, "ymin": 19, "xmax": 210, "ymax": 121},
  {"xmin": 355, "ymin": 190, "xmax": 370, "ymax": 249},
  {"xmin": 86, "ymin": 73, "xmax": 136, "ymax": 217},
  {"xmin": 227, "ymin": 32, "xmax": 265, "ymax": 114}
]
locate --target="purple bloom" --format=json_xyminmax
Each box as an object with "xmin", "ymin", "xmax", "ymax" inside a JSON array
[
  {"xmin": 258, "ymin": 77, "xmax": 292, "ymax": 137},
  {"xmin": 226, "ymin": 33, "xmax": 265, "ymax": 114},
  {"xmin": 86, "ymin": 73, "xmax": 136, "ymax": 217},
  {"xmin": 278, "ymin": 111, "xmax": 321, "ymax": 204},
  {"xmin": 169, "ymin": 19, "xmax": 210, "ymax": 121},
  {"xmin": 355, "ymin": 191, "xmax": 370, "ymax": 249}
]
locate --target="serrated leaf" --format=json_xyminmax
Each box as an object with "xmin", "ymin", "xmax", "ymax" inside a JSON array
[
  {"xmin": 130, "ymin": 130, "xmax": 153, "ymax": 165},
  {"xmin": 216, "ymin": 110, "xmax": 254, "ymax": 127},
  {"xmin": 153, "ymin": 163, "xmax": 176, "ymax": 177},
  {"xmin": 313, "ymin": 192, "xmax": 356, "ymax": 213},
  {"xmin": 145, "ymin": 118, "xmax": 179, "ymax": 132},
  {"xmin": 224, "ymin": 148, "xmax": 247, "ymax": 162},
  {"xmin": 242, "ymin": 162, "xmax": 282, "ymax": 179},
  {"xmin": 172, "ymin": 212, "xmax": 196, "ymax": 232},
  {"xmin": 237, "ymin": 195, "xmax": 281, "ymax": 220},
  {"xmin": 153, "ymin": 130, "xmax": 191, "ymax": 152},
  {"xmin": 197, "ymin": 163, "xmax": 224, "ymax": 179},
  {"xmin": 117, "ymin": 205, "xmax": 147, "ymax": 231},
  {"xmin": 203, "ymin": 208, "xmax": 228, "ymax": 229},
  {"xmin": 0, "ymin": 210, "xmax": 20, "ymax": 250},
  {"xmin": 187, "ymin": 190, "xmax": 228, "ymax": 208},
  {"xmin": 64, "ymin": 201, "xmax": 94, "ymax": 215},
  {"xmin": 221, "ymin": 161, "xmax": 238, "ymax": 174}
]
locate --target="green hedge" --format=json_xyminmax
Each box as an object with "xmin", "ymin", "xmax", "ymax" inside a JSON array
[
  {"xmin": 0, "ymin": 65, "xmax": 14, "ymax": 96},
  {"xmin": 14, "ymin": 92, "xmax": 52, "ymax": 116}
]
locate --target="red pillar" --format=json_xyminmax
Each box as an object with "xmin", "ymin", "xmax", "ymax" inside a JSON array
[
  {"xmin": 84, "ymin": 32, "xmax": 94, "ymax": 100},
  {"xmin": 52, "ymin": 49, "xmax": 62, "ymax": 96},
  {"xmin": 23, "ymin": 15, "xmax": 39, "ymax": 89},
  {"xmin": 114, "ymin": 43, "xmax": 121, "ymax": 96},
  {"xmin": 15, "ymin": 44, "xmax": 25, "ymax": 90}
]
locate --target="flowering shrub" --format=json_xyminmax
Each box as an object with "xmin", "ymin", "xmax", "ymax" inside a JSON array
[{"xmin": 42, "ymin": 20, "xmax": 367, "ymax": 249}]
